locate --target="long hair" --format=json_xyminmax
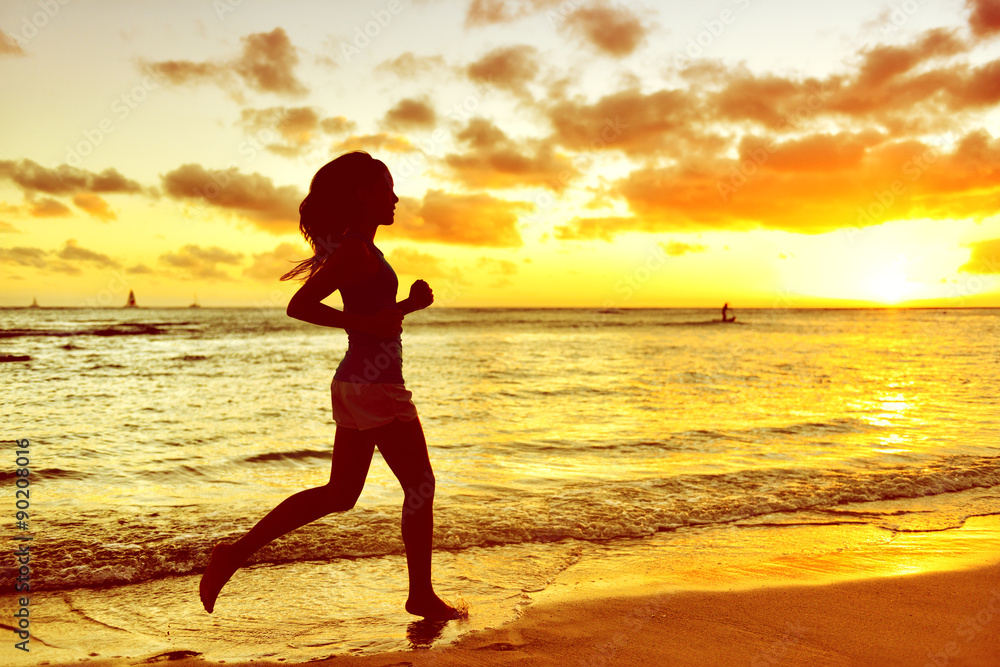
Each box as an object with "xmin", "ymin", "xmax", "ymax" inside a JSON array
[{"xmin": 280, "ymin": 151, "xmax": 386, "ymax": 282}]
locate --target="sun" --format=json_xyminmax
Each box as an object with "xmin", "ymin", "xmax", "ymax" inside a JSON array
[{"xmin": 865, "ymin": 257, "xmax": 922, "ymax": 305}]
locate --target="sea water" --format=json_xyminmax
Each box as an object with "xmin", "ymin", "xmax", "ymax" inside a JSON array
[{"xmin": 2, "ymin": 307, "xmax": 998, "ymax": 661}]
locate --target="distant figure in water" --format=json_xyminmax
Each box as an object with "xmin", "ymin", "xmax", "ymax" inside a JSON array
[
  {"xmin": 199, "ymin": 151, "xmax": 464, "ymax": 621},
  {"xmin": 721, "ymin": 302, "xmax": 736, "ymax": 323}
]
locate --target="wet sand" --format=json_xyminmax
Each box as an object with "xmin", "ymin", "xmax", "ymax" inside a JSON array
[{"xmin": 25, "ymin": 515, "xmax": 999, "ymax": 667}]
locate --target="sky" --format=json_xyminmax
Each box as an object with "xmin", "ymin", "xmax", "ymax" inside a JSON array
[{"xmin": 1, "ymin": 0, "xmax": 999, "ymax": 308}]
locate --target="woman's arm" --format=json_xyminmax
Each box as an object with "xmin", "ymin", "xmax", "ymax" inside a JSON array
[
  {"xmin": 286, "ymin": 238, "xmax": 402, "ymax": 338},
  {"xmin": 397, "ymin": 279, "xmax": 434, "ymax": 314}
]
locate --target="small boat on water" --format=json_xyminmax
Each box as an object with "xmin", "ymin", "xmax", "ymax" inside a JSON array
[
  {"xmin": 29, "ymin": 297, "xmax": 40, "ymax": 308},
  {"xmin": 189, "ymin": 294, "xmax": 201, "ymax": 309},
  {"xmin": 125, "ymin": 290, "xmax": 138, "ymax": 308}
]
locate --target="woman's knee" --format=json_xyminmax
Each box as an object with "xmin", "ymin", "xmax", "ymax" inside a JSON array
[{"xmin": 324, "ymin": 485, "xmax": 362, "ymax": 512}]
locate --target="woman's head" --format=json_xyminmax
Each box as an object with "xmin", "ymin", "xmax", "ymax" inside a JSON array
[{"xmin": 281, "ymin": 151, "xmax": 395, "ymax": 281}]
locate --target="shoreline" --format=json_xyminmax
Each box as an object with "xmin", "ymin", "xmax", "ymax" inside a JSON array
[{"xmin": 17, "ymin": 515, "xmax": 1000, "ymax": 667}]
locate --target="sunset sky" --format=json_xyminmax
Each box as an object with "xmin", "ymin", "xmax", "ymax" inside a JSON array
[{"xmin": 2, "ymin": 0, "xmax": 999, "ymax": 308}]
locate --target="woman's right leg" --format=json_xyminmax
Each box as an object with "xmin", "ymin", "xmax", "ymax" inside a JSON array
[{"xmin": 199, "ymin": 425, "xmax": 376, "ymax": 612}]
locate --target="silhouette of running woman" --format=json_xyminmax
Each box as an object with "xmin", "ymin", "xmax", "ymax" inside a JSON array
[{"xmin": 199, "ymin": 151, "xmax": 462, "ymax": 621}]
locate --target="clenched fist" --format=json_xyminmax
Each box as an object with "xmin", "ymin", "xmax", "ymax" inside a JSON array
[{"xmin": 408, "ymin": 280, "xmax": 434, "ymax": 310}]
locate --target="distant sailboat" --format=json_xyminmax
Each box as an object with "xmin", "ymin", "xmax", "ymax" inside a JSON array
[
  {"xmin": 189, "ymin": 293, "xmax": 201, "ymax": 309},
  {"xmin": 29, "ymin": 296, "xmax": 40, "ymax": 308},
  {"xmin": 125, "ymin": 290, "xmax": 138, "ymax": 308}
]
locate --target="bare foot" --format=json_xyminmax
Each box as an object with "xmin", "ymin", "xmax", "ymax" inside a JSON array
[
  {"xmin": 405, "ymin": 593, "xmax": 467, "ymax": 620},
  {"xmin": 199, "ymin": 543, "xmax": 238, "ymax": 613}
]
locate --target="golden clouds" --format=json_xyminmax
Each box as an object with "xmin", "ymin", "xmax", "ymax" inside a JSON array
[
  {"xmin": 160, "ymin": 164, "xmax": 302, "ymax": 232},
  {"xmin": 444, "ymin": 118, "xmax": 578, "ymax": 191},
  {"xmin": 557, "ymin": 129, "xmax": 1000, "ymax": 239},
  {"xmin": 467, "ymin": 45, "xmax": 539, "ymax": 96},
  {"xmin": 968, "ymin": 0, "xmax": 1000, "ymax": 38},
  {"xmin": 72, "ymin": 194, "xmax": 116, "ymax": 222},
  {"xmin": 386, "ymin": 190, "xmax": 527, "ymax": 246},
  {"xmin": 28, "ymin": 197, "xmax": 71, "ymax": 218},
  {"xmin": 0, "ymin": 160, "xmax": 143, "ymax": 196},
  {"xmin": 245, "ymin": 243, "xmax": 305, "ymax": 282},
  {"xmin": 559, "ymin": 1, "xmax": 648, "ymax": 57},
  {"xmin": 159, "ymin": 245, "xmax": 244, "ymax": 281},
  {"xmin": 145, "ymin": 27, "xmax": 307, "ymax": 98},
  {"xmin": 960, "ymin": 238, "xmax": 1000, "ymax": 273},
  {"xmin": 382, "ymin": 98, "xmax": 437, "ymax": 131},
  {"xmin": 0, "ymin": 30, "xmax": 25, "ymax": 56},
  {"xmin": 0, "ymin": 240, "xmax": 119, "ymax": 274},
  {"xmin": 546, "ymin": 88, "xmax": 699, "ymax": 158},
  {"xmin": 385, "ymin": 247, "xmax": 449, "ymax": 277}
]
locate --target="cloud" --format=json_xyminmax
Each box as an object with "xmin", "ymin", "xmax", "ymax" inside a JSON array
[
  {"xmin": 467, "ymin": 45, "xmax": 539, "ymax": 97},
  {"xmin": 545, "ymin": 87, "xmax": 707, "ymax": 159},
  {"xmin": 159, "ymin": 244, "xmax": 244, "ymax": 281},
  {"xmin": 464, "ymin": 0, "xmax": 562, "ymax": 27},
  {"xmin": 443, "ymin": 117, "xmax": 580, "ymax": 191},
  {"xmin": 384, "ymin": 190, "xmax": 528, "ymax": 246},
  {"xmin": 968, "ymin": 0, "xmax": 1000, "ymax": 38},
  {"xmin": 385, "ymin": 247, "xmax": 449, "ymax": 277},
  {"xmin": 960, "ymin": 238, "xmax": 1000, "ymax": 273},
  {"xmin": 0, "ymin": 240, "xmax": 119, "ymax": 274},
  {"xmin": 238, "ymin": 107, "xmax": 359, "ymax": 157},
  {"xmin": 57, "ymin": 239, "xmax": 119, "ymax": 268},
  {"xmin": 161, "ymin": 164, "xmax": 303, "ymax": 233},
  {"xmin": 0, "ymin": 30, "xmax": 25, "ymax": 56},
  {"xmin": 73, "ymin": 193, "xmax": 116, "ymax": 221},
  {"xmin": 320, "ymin": 116, "xmax": 357, "ymax": 134},
  {"xmin": 0, "ymin": 221, "xmax": 18, "ymax": 233},
  {"xmin": 382, "ymin": 98, "xmax": 437, "ymax": 131},
  {"xmin": 555, "ymin": 129, "xmax": 1000, "ymax": 239},
  {"xmin": 558, "ymin": 1, "xmax": 649, "ymax": 57},
  {"xmin": 244, "ymin": 242, "xmax": 307, "ymax": 281},
  {"xmin": 662, "ymin": 242, "xmax": 707, "ymax": 256},
  {"xmin": 144, "ymin": 27, "xmax": 307, "ymax": 98},
  {"xmin": 375, "ymin": 52, "xmax": 447, "ymax": 78},
  {"xmin": 239, "ymin": 106, "xmax": 320, "ymax": 157},
  {"xmin": 333, "ymin": 133, "xmax": 417, "ymax": 153},
  {"xmin": 29, "ymin": 197, "xmax": 72, "ymax": 217},
  {"xmin": 0, "ymin": 159, "xmax": 143, "ymax": 196},
  {"xmin": 0, "ymin": 246, "xmax": 48, "ymax": 269}
]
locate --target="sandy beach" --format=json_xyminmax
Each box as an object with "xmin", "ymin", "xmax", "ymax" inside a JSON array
[{"xmin": 21, "ymin": 515, "xmax": 998, "ymax": 667}]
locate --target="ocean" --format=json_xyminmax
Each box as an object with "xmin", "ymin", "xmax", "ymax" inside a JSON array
[{"xmin": 3, "ymin": 306, "xmax": 999, "ymax": 662}]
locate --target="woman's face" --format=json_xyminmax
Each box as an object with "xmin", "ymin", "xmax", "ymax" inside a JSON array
[{"xmin": 360, "ymin": 165, "xmax": 398, "ymax": 226}]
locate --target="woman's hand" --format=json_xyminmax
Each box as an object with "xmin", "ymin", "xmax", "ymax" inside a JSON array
[
  {"xmin": 408, "ymin": 280, "xmax": 434, "ymax": 311},
  {"xmin": 364, "ymin": 308, "xmax": 404, "ymax": 338}
]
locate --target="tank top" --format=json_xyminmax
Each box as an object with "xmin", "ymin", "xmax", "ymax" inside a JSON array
[{"xmin": 333, "ymin": 230, "xmax": 404, "ymax": 384}]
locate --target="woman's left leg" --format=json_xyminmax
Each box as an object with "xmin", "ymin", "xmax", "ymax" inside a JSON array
[{"xmin": 369, "ymin": 416, "xmax": 461, "ymax": 620}]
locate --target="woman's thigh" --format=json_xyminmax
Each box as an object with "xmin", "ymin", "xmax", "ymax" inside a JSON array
[
  {"xmin": 329, "ymin": 425, "xmax": 377, "ymax": 504},
  {"xmin": 369, "ymin": 417, "xmax": 434, "ymax": 493}
]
